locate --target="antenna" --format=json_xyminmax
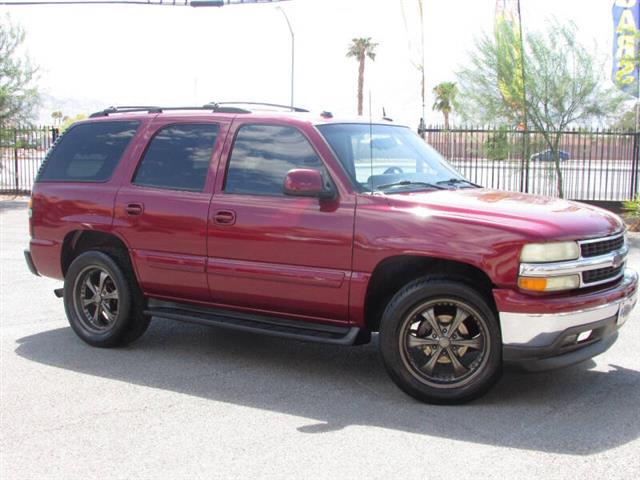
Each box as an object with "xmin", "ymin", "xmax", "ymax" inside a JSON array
[
  {"xmin": 382, "ymin": 106, "xmax": 393, "ymax": 122},
  {"xmin": 369, "ymin": 90, "xmax": 374, "ymax": 194}
]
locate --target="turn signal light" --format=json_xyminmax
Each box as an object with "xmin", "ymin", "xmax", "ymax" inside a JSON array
[
  {"xmin": 518, "ymin": 277, "xmax": 548, "ymax": 291},
  {"xmin": 518, "ymin": 275, "xmax": 580, "ymax": 292}
]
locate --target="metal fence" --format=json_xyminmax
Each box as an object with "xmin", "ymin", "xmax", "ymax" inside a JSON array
[
  {"xmin": 425, "ymin": 126, "xmax": 640, "ymax": 201},
  {"xmin": 1, "ymin": 124, "xmax": 639, "ymax": 201},
  {"xmin": 0, "ymin": 126, "xmax": 59, "ymax": 195}
]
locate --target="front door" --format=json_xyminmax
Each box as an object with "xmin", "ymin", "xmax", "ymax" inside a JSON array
[
  {"xmin": 207, "ymin": 121, "xmax": 355, "ymax": 323},
  {"xmin": 114, "ymin": 119, "xmax": 229, "ymax": 302}
]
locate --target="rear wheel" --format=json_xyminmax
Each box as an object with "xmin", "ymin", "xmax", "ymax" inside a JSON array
[
  {"xmin": 63, "ymin": 250, "xmax": 150, "ymax": 347},
  {"xmin": 379, "ymin": 277, "xmax": 501, "ymax": 404}
]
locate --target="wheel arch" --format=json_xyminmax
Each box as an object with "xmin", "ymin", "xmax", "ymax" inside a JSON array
[
  {"xmin": 61, "ymin": 229, "xmax": 133, "ymax": 277},
  {"xmin": 364, "ymin": 255, "xmax": 496, "ymax": 333}
]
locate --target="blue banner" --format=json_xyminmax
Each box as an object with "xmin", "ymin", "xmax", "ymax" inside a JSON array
[{"xmin": 613, "ymin": 0, "xmax": 640, "ymax": 98}]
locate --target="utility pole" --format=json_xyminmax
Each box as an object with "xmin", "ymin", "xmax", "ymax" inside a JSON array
[
  {"xmin": 277, "ymin": 6, "xmax": 295, "ymax": 108},
  {"xmin": 419, "ymin": 0, "xmax": 426, "ymax": 139},
  {"xmin": 516, "ymin": 0, "xmax": 529, "ymax": 193}
]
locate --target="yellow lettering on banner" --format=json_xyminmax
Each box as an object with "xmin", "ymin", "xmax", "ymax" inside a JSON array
[
  {"xmin": 617, "ymin": 59, "xmax": 636, "ymax": 84},
  {"xmin": 617, "ymin": 9, "xmax": 638, "ymax": 33},
  {"xmin": 616, "ymin": 34, "xmax": 637, "ymax": 59},
  {"xmin": 616, "ymin": 0, "xmax": 637, "ymax": 7}
]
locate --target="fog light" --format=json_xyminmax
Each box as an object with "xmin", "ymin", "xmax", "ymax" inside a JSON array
[
  {"xmin": 577, "ymin": 330, "xmax": 592, "ymax": 342},
  {"xmin": 518, "ymin": 274, "xmax": 580, "ymax": 292}
]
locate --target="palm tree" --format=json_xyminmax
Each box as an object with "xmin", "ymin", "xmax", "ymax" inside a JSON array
[
  {"xmin": 432, "ymin": 82, "xmax": 458, "ymax": 129},
  {"xmin": 51, "ymin": 111, "xmax": 63, "ymax": 126},
  {"xmin": 346, "ymin": 37, "xmax": 378, "ymax": 116}
]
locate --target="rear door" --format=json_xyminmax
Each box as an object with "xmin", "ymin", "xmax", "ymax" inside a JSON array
[{"xmin": 113, "ymin": 117, "xmax": 230, "ymax": 302}]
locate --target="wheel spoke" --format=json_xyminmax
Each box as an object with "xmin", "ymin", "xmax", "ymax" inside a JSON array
[
  {"xmin": 102, "ymin": 290, "xmax": 118, "ymax": 300},
  {"xmin": 84, "ymin": 277, "xmax": 98, "ymax": 296},
  {"xmin": 448, "ymin": 307, "xmax": 468, "ymax": 337},
  {"xmin": 101, "ymin": 303, "xmax": 115, "ymax": 323},
  {"xmin": 407, "ymin": 335, "xmax": 439, "ymax": 349},
  {"xmin": 446, "ymin": 347, "xmax": 468, "ymax": 376},
  {"xmin": 98, "ymin": 271, "xmax": 108, "ymax": 294},
  {"xmin": 420, "ymin": 346, "xmax": 444, "ymax": 374},
  {"xmin": 451, "ymin": 337, "xmax": 482, "ymax": 350},
  {"xmin": 92, "ymin": 303, "xmax": 102, "ymax": 324},
  {"xmin": 82, "ymin": 297, "xmax": 96, "ymax": 307},
  {"xmin": 420, "ymin": 308, "xmax": 442, "ymax": 337}
]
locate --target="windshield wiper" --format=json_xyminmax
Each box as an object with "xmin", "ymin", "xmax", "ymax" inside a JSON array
[
  {"xmin": 376, "ymin": 180, "xmax": 446, "ymax": 191},
  {"xmin": 436, "ymin": 178, "xmax": 480, "ymax": 188}
]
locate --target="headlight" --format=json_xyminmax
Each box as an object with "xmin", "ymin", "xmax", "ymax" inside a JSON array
[
  {"xmin": 520, "ymin": 241, "xmax": 580, "ymax": 263},
  {"xmin": 518, "ymin": 274, "xmax": 580, "ymax": 292}
]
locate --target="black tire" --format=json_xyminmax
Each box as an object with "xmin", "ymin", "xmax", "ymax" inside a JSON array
[
  {"xmin": 63, "ymin": 249, "xmax": 150, "ymax": 348},
  {"xmin": 379, "ymin": 277, "xmax": 502, "ymax": 404}
]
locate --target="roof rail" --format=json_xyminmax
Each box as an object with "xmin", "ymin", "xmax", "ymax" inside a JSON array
[
  {"xmin": 89, "ymin": 104, "xmax": 251, "ymax": 118},
  {"xmin": 213, "ymin": 101, "xmax": 309, "ymax": 113}
]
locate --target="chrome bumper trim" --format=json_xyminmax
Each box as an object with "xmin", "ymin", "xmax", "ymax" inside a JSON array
[
  {"xmin": 500, "ymin": 269, "xmax": 637, "ymax": 347},
  {"xmin": 519, "ymin": 245, "xmax": 627, "ymax": 276}
]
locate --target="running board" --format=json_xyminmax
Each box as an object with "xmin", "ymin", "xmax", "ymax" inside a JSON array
[{"xmin": 144, "ymin": 299, "xmax": 360, "ymax": 346}]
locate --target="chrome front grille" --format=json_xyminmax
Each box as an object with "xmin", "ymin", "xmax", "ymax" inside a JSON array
[
  {"xmin": 578, "ymin": 233, "xmax": 626, "ymax": 286},
  {"xmin": 582, "ymin": 265, "xmax": 624, "ymax": 285},
  {"xmin": 580, "ymin": 233, "xmax": 625, "ymax": 258}
]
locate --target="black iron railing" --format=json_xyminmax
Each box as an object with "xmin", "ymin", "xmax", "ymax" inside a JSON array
[
  {"xmin": 0, "ymin": 126, "xmax": 59, "ymax": 194},
  {"xmin": 425, "ymin": 126, "xmax": 640, "ymax": 202},
  {"xmin": 1, "ymin": 124, "xmax": 639, "ymax": 201}
]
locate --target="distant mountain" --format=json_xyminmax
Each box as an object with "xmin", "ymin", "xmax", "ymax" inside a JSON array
[{"xmin": 38, "ymin": 94, "xmax": 106, "ymax": 124}]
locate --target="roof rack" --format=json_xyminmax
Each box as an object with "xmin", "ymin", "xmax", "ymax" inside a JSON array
[
  {"xmin": 89, "ymin": 104, "xmax": 252, "ymax": 118},
  {"xmin": 213, "ymin": 101, "xmax": 309, "ymax": 113}
]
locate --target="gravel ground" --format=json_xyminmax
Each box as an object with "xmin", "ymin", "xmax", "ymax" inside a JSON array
[{"xmin": 1, "ymin": 197, "xmax": 639, "ymax": 480}]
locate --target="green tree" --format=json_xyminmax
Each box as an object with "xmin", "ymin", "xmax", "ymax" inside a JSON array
[
  {"xmin": 432, "ymin": 81, "xmax": 457, "ymax": 129},
  {"xmin": 60, "ymin": 113, "xmax": 87, "ymax": 132},
  {"xmin": 457, "ymin": 21, "xmax": 623, "ymax": 198},
  {"xmin": 612, "ymin": 105, "xmax": 637, "ymax": 130},
  {"xmin": 51, "ymin": 111, "xmax": 63, "ymax": 125},
  {"xmin": 346, "ymin": 37, "xmax": 378, "ymax": 116},
  {"xmin": 0, "ymin": 15, "xmax": 39, "ymax": 125},
  {"xmin": 483, "ymin": 125, "xmax": 511, "ymax": 161}
]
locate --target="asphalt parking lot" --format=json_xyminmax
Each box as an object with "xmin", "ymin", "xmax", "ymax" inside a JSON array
[{"xmin": 1, "ymin": 197, "xmax": 640, "ymax": 480}]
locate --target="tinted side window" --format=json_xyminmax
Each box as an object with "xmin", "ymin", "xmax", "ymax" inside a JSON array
[
  {"xmin": 224, "ymin": 124, "xmax": 324, "ymax": 196},
  {"xmin": 133, "ymin": 124, "xmax": 219, "ymax": 192},
  {"xmin": 38, "ymin": 121, "xmax": 140, "ymax": 182}
]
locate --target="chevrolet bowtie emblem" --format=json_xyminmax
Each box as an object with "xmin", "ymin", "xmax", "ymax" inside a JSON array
[{"xmin": 612, "ymin": 253, "xmax": 624, "ymax": 269}]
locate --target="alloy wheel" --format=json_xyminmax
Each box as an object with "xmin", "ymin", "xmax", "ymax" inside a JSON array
[
  {"xmin": 73, "ymin": 266, "xmax": 120, "ymax": 333},
  {"xmin": 399, "ymin": 298, "xmax": 490, "ymax": 388}
]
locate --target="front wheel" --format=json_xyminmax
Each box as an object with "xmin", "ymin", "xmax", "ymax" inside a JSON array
[{"xmin": 379, "ymin": 277, "xmax": 502, "ymax": 404}]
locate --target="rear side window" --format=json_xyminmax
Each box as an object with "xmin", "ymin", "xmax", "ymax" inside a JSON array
[
  {"xmin": 224, "ymin": 124, "xmax": 324, "ymax": 196},
  {"xmin": 132, "ymin": 124, "xmax": 219, "ymax": 192},
  {"xmin": 38, "ymin": 121, "xmax": 140, "ymax": 182}
]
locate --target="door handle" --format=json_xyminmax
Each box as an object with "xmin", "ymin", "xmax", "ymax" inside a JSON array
[
  {"xmin": 214, "ymin": 210, "xmax": 236, "ymax": 225},
  {"xmin": 125, "ymin": 203, "xmax": 144, "ymax": 216}
]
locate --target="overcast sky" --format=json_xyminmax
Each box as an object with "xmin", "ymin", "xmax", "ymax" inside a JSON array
[{"xmin": 2, "ymin": 0, "xmax": 615, "ymax": 126}]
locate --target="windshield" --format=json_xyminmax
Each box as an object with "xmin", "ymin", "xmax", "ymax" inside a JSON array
[{"xmin": 316, "ymin": 123, "xmax": 473, "ymax": 193}]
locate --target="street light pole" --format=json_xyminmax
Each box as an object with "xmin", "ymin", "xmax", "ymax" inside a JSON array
[{"xmin": 277, "ymin": 5, "xmax": 294, "ymax": 108}]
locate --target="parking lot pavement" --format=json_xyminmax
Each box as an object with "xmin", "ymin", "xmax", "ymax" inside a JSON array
[{"xmin": 1, "ymin": 197, "xmax": 640, "ymax": 480}]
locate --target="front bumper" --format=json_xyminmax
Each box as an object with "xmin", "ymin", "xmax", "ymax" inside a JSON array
[{"xmin": 498, "ymin": 269, "xmax": 637, "ymax": 371}]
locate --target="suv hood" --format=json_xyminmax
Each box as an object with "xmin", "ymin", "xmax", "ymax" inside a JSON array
[{"xmin": 386, "ymin": 189, "xmax": 624, "ymax": 241}]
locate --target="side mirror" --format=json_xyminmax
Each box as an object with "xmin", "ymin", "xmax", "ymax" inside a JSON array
[{"xmin": 283, "ymin": 169, "xmax": 335, "ymax": 199}]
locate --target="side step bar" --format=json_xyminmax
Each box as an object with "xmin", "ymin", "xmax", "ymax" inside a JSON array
[{"xmin": 144, "ymin": 299, "xmax": 361, "ymax": 346}]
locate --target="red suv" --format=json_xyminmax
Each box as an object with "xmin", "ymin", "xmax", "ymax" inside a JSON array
[{"xmin": 25, "ymin": 103, "xmax": 638, "ymax": 404}]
